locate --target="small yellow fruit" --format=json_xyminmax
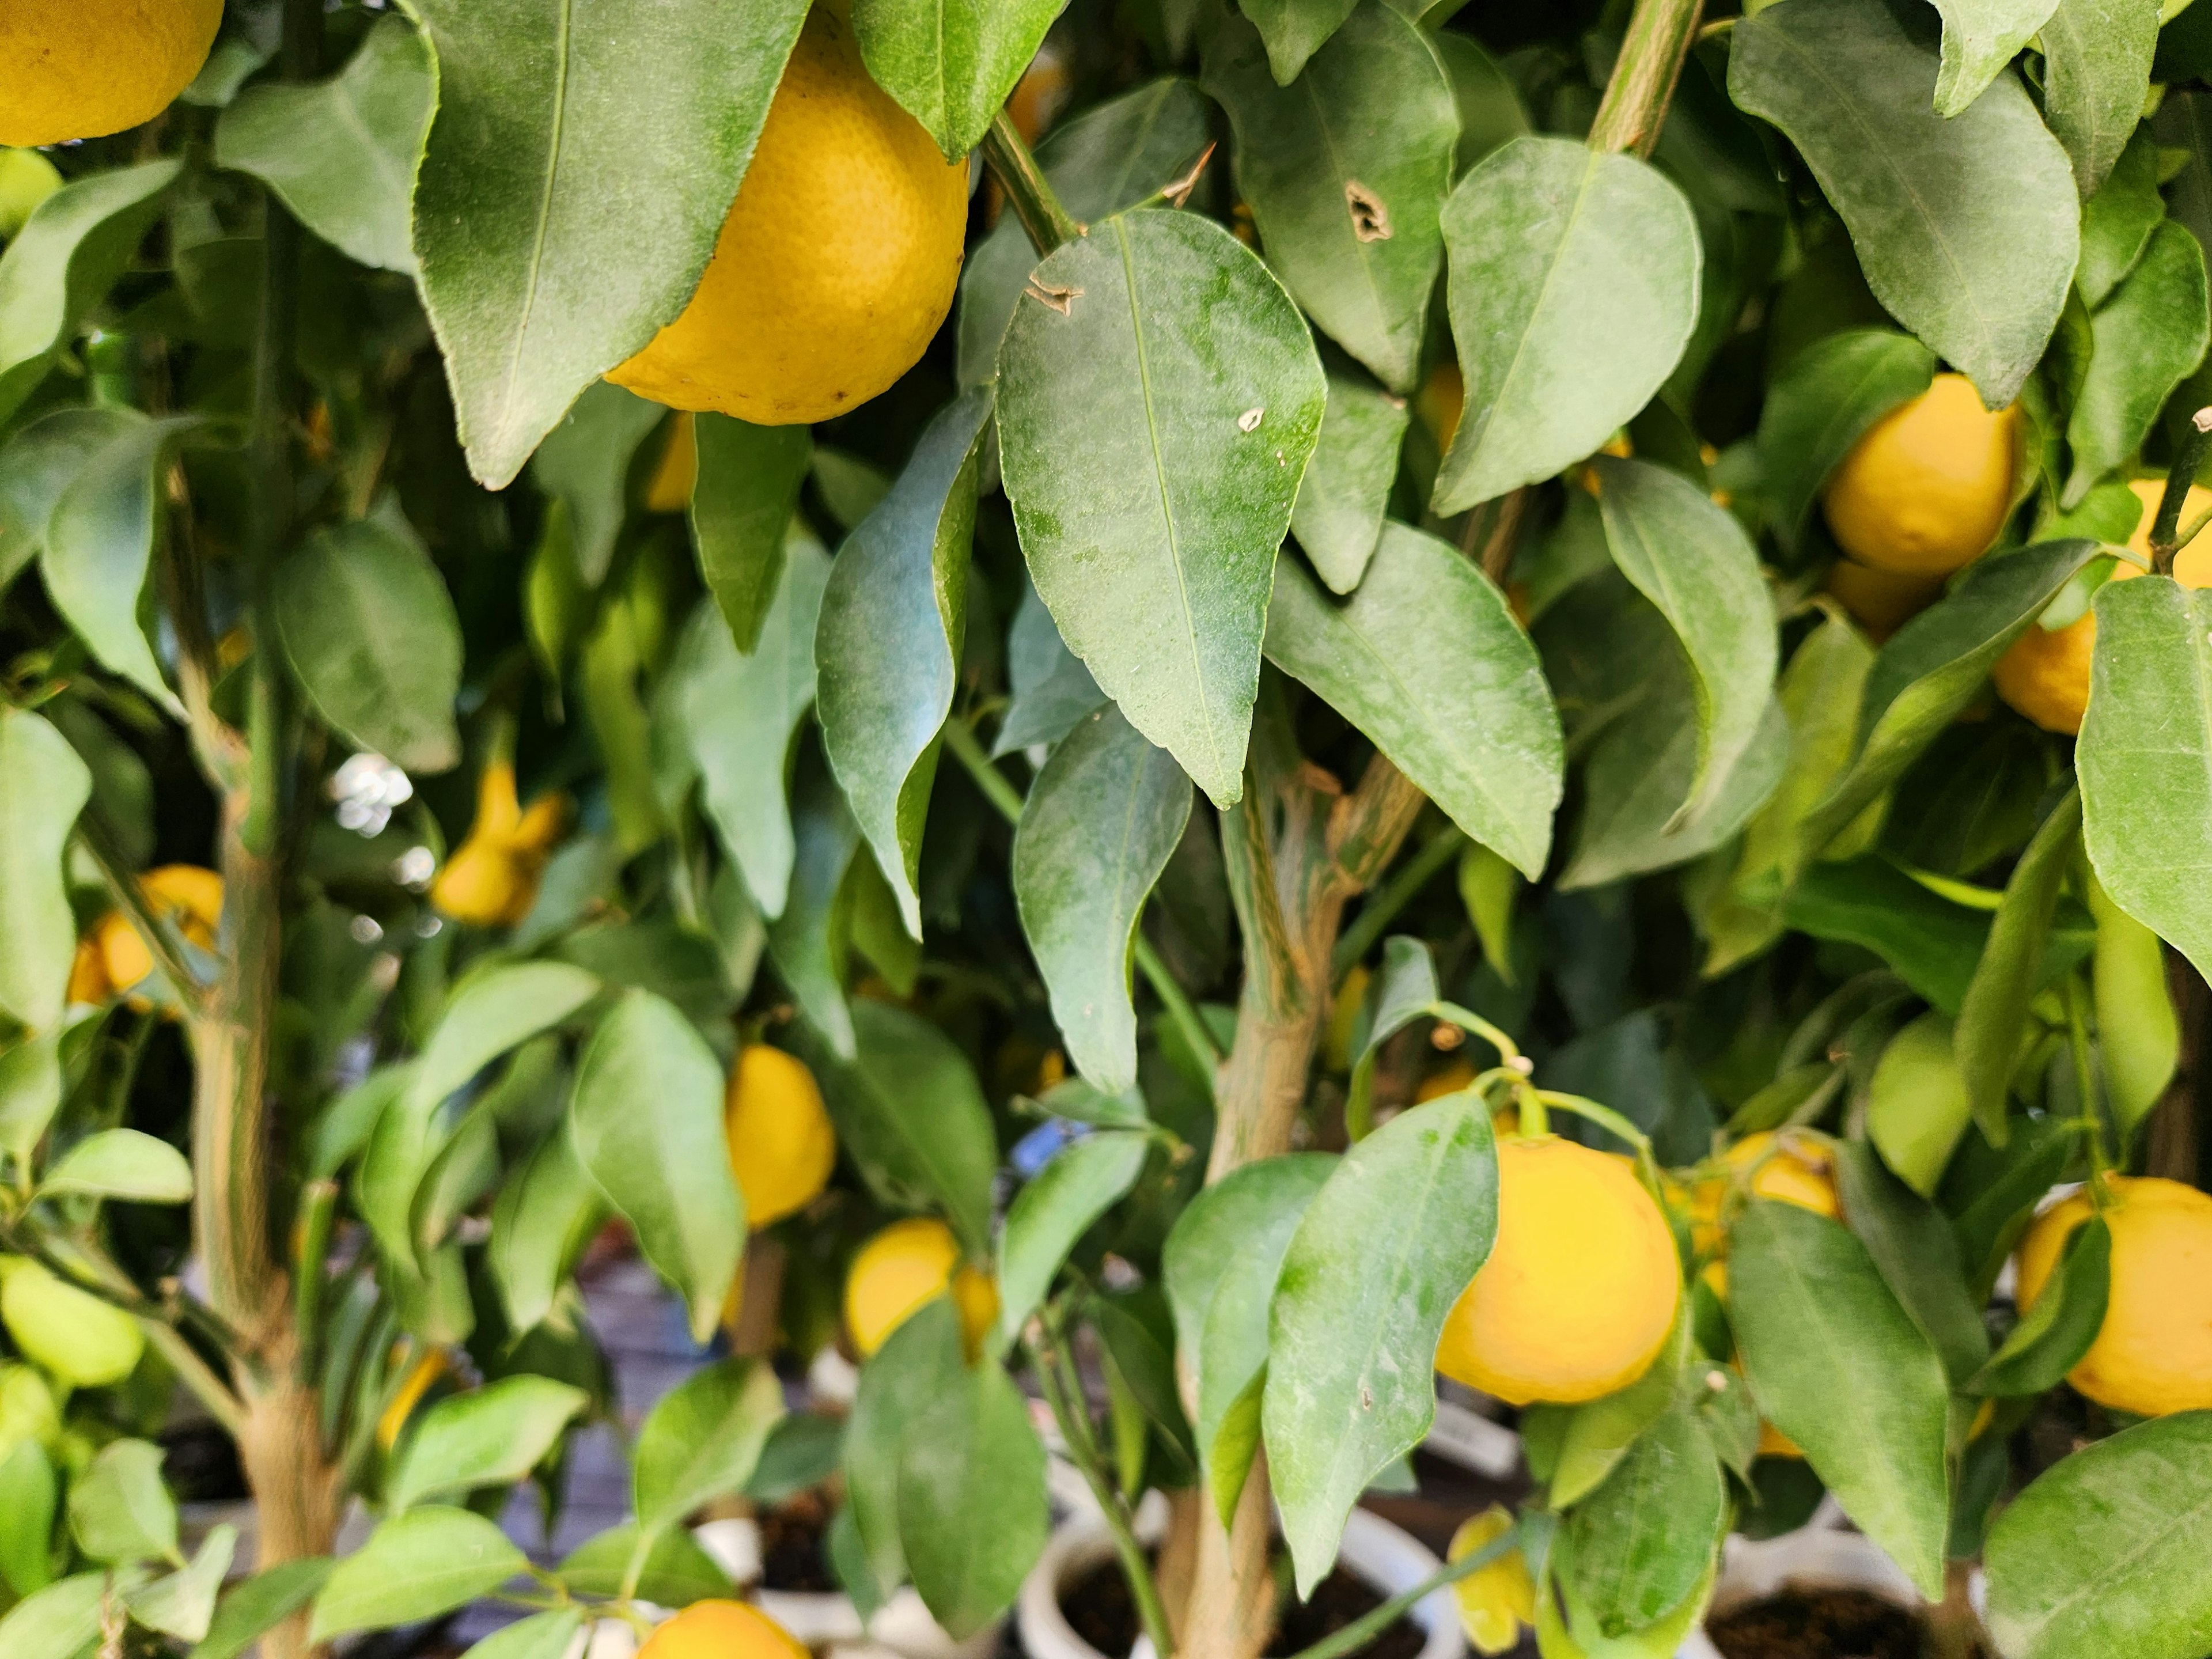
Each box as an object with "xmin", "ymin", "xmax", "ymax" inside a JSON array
[
  {"xmin": 844, "ymin": 1217, "xmax": 998, "ymax": 1358},
  {"xmin": 433, "ymin": 762, "xmax": 569, "ymax": 929},
  {"xmin": 0, "ymin": 0, "xmax": 223, "ymax": 147},
  {"xmin": 1435, "ymin": 1138, "xmax": 1680, "ymax": 1406},
  {"xmin": 0, "ymin": 1257, "xmax": 144, "ymax": 1389},
  {"xmin": 725, "ymin": 1046, "xmax": 837, "ymax": 1229},
  {"xmin": 1448, "ymin": 1506, "xmax": 1536, "ymax": 1656},
  {"xmin": 376, "ymin": 1346, "xmax": 451, "ymax": 1453},
  {"xmin": 2015, "ymin": 1176, "xmax": 2212, "ymax": 1417},
  {"xmin": 66, "ymin": 936, "xmax": 112, "ymax": 1007},
  {"xmin": 1417, "ymin": 361, "xmax": 1464, "ymax": 456},
  {"xmin": 638, "ymin": 1600, "xmax": 810, "ymax": 1659},
  {"xmin": 1822, "ymin": 557, "xmax": 1942, "ymax": 641},
  {"xmin": 608, "ymin": 5, "xmax": 968, "ymax": 425},
  {"xmin": 1417, "ymin": 1057, "xmax": 1477, "ymax": 1103},
  {"xmin": 1821, "ymin": 374, "xmax": 2017, "ymax": 577},
  {"xmin": 643, "ymin": 413, "xmax": 698, "ymax": 513},
  {"xmin": 97, "ymin": 865, "xmax": 224, "ymax": 994},
  {"xmin": 1690, "ymin": 1131, "xmax": 1840, "ymax": 1304}
]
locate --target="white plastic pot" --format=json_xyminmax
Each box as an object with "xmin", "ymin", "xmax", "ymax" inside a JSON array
[
  {"xmin": 692, "ymin": 1514, "xmax": 1003, "ymax": 1659},
  {"xmin": 1018, "ymin": 1501, "xmax": 1465, "ymax": 1659},
  {"xmin": 1677, "ymin": 1501, "xmax": 1948, "ymax": 1659}
]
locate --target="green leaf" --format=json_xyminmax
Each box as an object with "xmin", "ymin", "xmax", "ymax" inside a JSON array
[
  {"xmin": 1729, "ymin": 0, "xmax": 2078, "ymax": 406},
  {"xmin": 815, "ymin": 1000, "xmax": 999, "ymax": 1252},
  {"xmin": 0, "ymin": 1440, "xmax": 55, "ymax": 1598},
  {"xmin": 1984, "ymin": 1412, "xmax": 2212, "ymax": 1659},
  {"xmin": 0, "ymin": 161, "xmax": 177, "ymax": 423},
  {"xmin": 1804, "ymin": 540, "xmax": 2101, "ymax": 853},
  {"xmin": 1266, "ymin": 522, "xmax": 1563, "ymax": 878},
  {"xmin": 1590, "ymin": 456, "xmax": 1777, "ymax": 825},
  {"xmin": 2078, "ymin": 130, "xmax": 2165, "ymax": 307},
  {"xmin": 1164, "ymin": 1153, "xmax": 1336, "ymax": 1527},
  {"xmin": 1929, "ymin": 0, "xmax": 2059, "ymax": 116},
  {"xmin": 1013, "ymin": 705, "xmax": 1192, "ymax": 1094},
  {"xmin": 0, "ymin": 409, "xmax": 138, "ymax": 596},
  {"xmin": 2088, "ymin": 870, "xmax": 2179, "ymax": 1137},
  {"xmin": 1830, "ymin": 1141, "xmax": 1991, "ymax": 1382},
  {"xmin": 2080, "ymin": 575, "xmax": 2212, "ymax": 984},
  {"xmin": 0, "ymin": 707, "xmax": 90, "ymax": 1032},
  {"xmin": 632, "ymin": 1359, "xmax": 785, "ymax": 1539},
  {"xmin": 1754, "ymin": 328, "xmax": 1935, "ymax": 555},
  {"xmin": 852, "ymin": 0, "xmax": 1062, "ymax": 160},
  {"xmin": 309, "ymin": 1508, "xmax": 527, "ymax": 1642},
  {"xmin": 528, "ymin": 382, "xmax": 665, "ymax": 588},
  {"xmin": 1866, "ymin": 1013, "xmax": 1975, "ymax": 1199},
  {"xmin": 2041, "ymin": 0, "xmax": 2160, "ymax": 199},
  {"xmin": 68, "ymin": 1441, "xmax": 177, "ymax": 1566},
  {"xmin": 1240, "ymin": 0, "xmax": 1359, "ymax": 82},
  {"xmin": 995, "ymin": 577, "xmax": 1104, "ymax": 755},
  {"xmin": 126, "ymin": 1525, "xmax": 236, "ymax": 1643},
  {"xmin": 387, "ymin": 1376, "xmax": 587, "ymax": 1514},
  {"xmin": 691, "ymin": 416, "xmax": 812, "ymax": 652},
  {"xmin": 1431, "ymin": 136, "xmax": 1699, "ymax": 513},
  {"xmin": 1204, "ymin": 2, "xmax": 1457, "ymax": 392},
  {"xmin": 819, "ymin": 389, "xmax": 991, "ymax": 938},
  {"xmin": 1546, "ymin": 1318, "xmax": 1688, "ymax": 1509},
  {"xmin": 1265, "ymin": 1093, "xmax": 1498, "ymax": 1594},
  {"xmin": 1564, "ymin": 1400, "xmax": 1724, "ymax": 1639},
  {"xmin": 2066, "ymin": 224, "xmax": 2210, "ymax": 504},
  {"xmin": 956, "ymin": 78, "xmax": 1214, "ymax": 389},
  {"xmin": 457, "ymin": 1610, "xmax": 587, "ymax": 1659},
  {"xmin": 415, "ymin": 961, "xmax": 601, "ymax": 1111},
  {"xmin": 1957, "ymin": 791, "xmax": 2081, "ymax": 1143},
  {"xmin": 1968, "ymin": 1215, "xmax": 2108, "ymax": 1396},
  {"xmin": 1431, "ymin": 31, "xmax": 1532, "ymax": 175},
  {"xmin": 0, "ymin": 1572, "xmax": 116, "ymax": 1659},
  {"xmin": 570, "ymin": 990, "xmax": 743, "ymax": 1343},
  {"xmin": 188, "ymin": 1559, "xmax": 334, "ymax": 1659},
  {"xmin": 274, "ymin": 517, "xmax": 463, "ymax": 774},
  {"xmin": 1291, "ymin": 373, "xmax": 1412, "ymax": 593},
  {"xmin": 557, "ymin": 1524, "xmax": 733, "ymax": 1606},
  {"xmin": 406, "ymin": 0, "xmax": 810, "ymax": 487},
  {"xmin": 994, "ymin": 1130, "xmax": 1149, "ymax": 1350},
  {"xmin": 672, "ymin": 534, "xmax": 830, "ymax": 917},
  {"xmin": 1783, "ymin": 857, "xmax": 2048, "ymax": 1016},
  {"xmin": 39, "ymin": 1128, "xmax": 191, "ymax": 1205},
  {"xmin": 213, "ymin": 16, "xmax": 432, "ymax": 272},
  {"xmin": 1729, "ymin": 1201, "xmax": 1951, "ymax": 1599},
  {"xmin": 488, "ymin": 1124, "xmax": 607, "ymax": 1334},
  {"xmin": 997, "ymin": 209, "xmax": 1327, "ymax": 808},
  {"xmin": 764, "ymin": 759, "xmax": 861, "ymax": 1056}
]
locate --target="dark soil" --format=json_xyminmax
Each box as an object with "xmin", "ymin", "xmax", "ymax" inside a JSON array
[
  {"xmin": 756, "ymin": 1491, "xmax": 840, "ymax": 1593},
  {"xmin": 1706, "ymin": 1587, "xmax": 1928, "ymax": 1659},
  {"xmin": 1059, "ymin": 1559, "xmax": 1425, "ymax": 1659}
]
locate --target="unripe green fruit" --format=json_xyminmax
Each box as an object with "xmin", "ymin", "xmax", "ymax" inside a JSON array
[
  {"xmin": 0, "ymin": 1258, "xmax": 143, "ymax": 1389},
  {"xmin": 1867, "ymin": 1013, "xmax": 1972, "ymax": 1198},
  {"xmin": 0, "ymin": 150, "xmax": 61, "ymax": 238}
]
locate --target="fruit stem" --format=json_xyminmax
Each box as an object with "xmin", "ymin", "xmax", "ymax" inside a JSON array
[
  {"xmin": 2061, "ymin": 973, "xmax": 2115, "ymax": 1206},
  {"xmin": 2147, "ymin": 406, "xmax": 2212, "ymax": 575},
  {"xmin": 1586, "ymin": 0, "xmax": 1706, "ymax": 158},
  {"xmin": 982, "ymin": 111, "xmax": 1082, "ymax": 255},
  {"xmin": 1331, "ymin": 824, "xmax": 1467, "ymax": 984}
]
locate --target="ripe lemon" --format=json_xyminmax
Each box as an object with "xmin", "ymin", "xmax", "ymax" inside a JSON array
[
  {"xmin": 96, "ymin": 865, "xmax": 224, "ymax": 993},
  {"xmin": 433, "ymin": 761, "xmax": 569, "ymax": 929},
  {"xmin": 844, "ymin": 1217, "xmax": 998, "ymax": 1358},
  {"xmin": 0, "ymin": 0, "xmax": 223, "ymax": 147},
  {"xmin": 607, "ymin": 5, "xmax": 968, "ymax": 425},
  {"xmin": 725, "ymin": 1046, "xmax": 837, "ymax": 1228},
  {"xmin": 2014, "ymin": 1176, "xmax": 2212, "ymax": 1416},
  {"xmin": 1821, "ymin": 374, "xmax": 2017, "ymax": 577},
  {"xmin": 639, "ymin": 1600, "xmax": 809, "ymax": 1659},
  {"xmin": 1691, "ymin": 1131, "xmax": 1840, "ymax": 1301},
  {"xmin": 0, "ymin": 1257, "xmax": 144, "ymax": 1389},
  {"xmin": 1434, "ymin": 1137, "xmax": 1680, "ymax": 1406},
  {"xmin": 1449, "ymin": 1506, "xmax": 1537, "ymax": 1656},
  {"xmin": 1995, "ymin": 479, "xmax": 2212, "ymax": 734},
  {"xmin": 1823, "ymin": 557, "xmax": 1942, "ymax": 641}
]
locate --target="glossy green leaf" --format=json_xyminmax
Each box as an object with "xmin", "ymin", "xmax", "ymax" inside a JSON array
[
  {"xmin": 632, "ymin": 1359, "xmax": 785, "ymax": 1539},
  {"xmin": 570, "ymin": 990, "xmax": 742, "ymax": 1343},
  {"xmin": 1565, "ymin": 1400, "xmax": 1724, "ymax": 1639},
  {"xmin": 1984, "ymin": 1412, "xmax": 2212, "ymax": 1659},
  {"xmin": 1266, "ymin": 522, "xmax": 1563, "ymax": 878},
  {"xmin": 214, "ymin": 16, "xmax": 431, "ymax": 272},
  {"xmin": 691, "ymin": 415, "xmax": 811, "ymax": 652},
  {"xmin": 0, "ymin": 410, "xmax": 126, "ymax": 594},
  {"xmin": 0, "ymin": 708, "xmax": 89, "ymax": 1033},
  {"xmin": 1969, "ymin": 1215, "xmax": 2108, "ymax": 1396},
  {"xmin": 1291, "ymin": 373, "xmax": 1411, "ymax": 593},
  {"xmin": 1729, "ymin": 1201, "xmax": 1950, "ymax": 1598},
  {"xmin": 1265, "ymin": 1093, "xmax": 1498, "ymax": 1594},
  {"xmin": 1014, "ymin": 705, "xmax": 1191, "ymax": 1094},
  {"xmin": 388, "ymin": 1376, "xmax": 587, "ymax": 1514},
  {"xmin": 2080, "ymin": 575, "xmax": 2212, "ymax": 983},
  {"xmin": 1957, "ymin": 790, "xmax": 2081, "ymax": 1143},
  {"xmin": 407, "ymin": 0, "xmax": 809, "ymax": 486},
  {"xmin": 819, "ymin": 389, "xmax": 991, "ymax": 938},
  {"xmin": 457, "ymin": 1611, "xmax": 587, "ymax": 1659},
  {"xmin": 997, "ymin": 209, "xmax": 1327, "ymax": 808},
  {"xmin": 69, "ymin": 1441, "xmax": 176, "ymax": 1566},
  {"xmin": 189, "ymin": 1560, "xmax": 335, "ymax": 1659},
  {"xmin": 39, "ymin": 1128, "xmax": 191, "ymax": 1205},
  {"xmin": 1547, "ymin": 1319, "xmax": 1688, "ymax": 1509},
  {"xmin": 126, "ymin": 1525, "xmax": 236, "ymax": 1643},
  {"xmin": 1431, "ymin": 31, "xmax": 1531, "ymax": 175},
  {"xmin": 2041, "ymin": 0, "xmax": 2160, "ymax": 199},
  {"xmin": 1205, "ymin": 3, "xmax": 1456, "ymax": 392},
  {"xmin": 2066, "ymin": 224, "xmax": 2209, "ymax": 504},
  {"xmin": 1831, "ymin": 1141, "xmax": 1991, "ymax": 1382},
  {"xmin": 555, "ymin": 1522, "xmax": 734, "ymax": 1606},
  {"xmin": 1432, "ymin": 136, "xmax": 1699, "ymax": 513},
  {"xmin": 2088, "ymin": 871, "xmax": 2179, "ymax": 1136},
  {"xmin": 675, "ymin": 532, "xmax": 830, "ymax": 918},
  {"xmin": 1755, "ymin": 328, "xmax": 1935, "ymax": 554},
  {"xmin": 1241, "ymin": 0, "xmax": 1360, "ymax": 82},
  {"xmin": 994, "ymin": 577, "xmax": 1104, "ymax": 755},
  {"xmin": 1866, "ymin": 1013, "xmax": 1975, "ymax": 1198},
  {"xmin": 1729, "ymin": 0, "xmax": 2077, "ymax": 407},
  {"xmin": 994, "ymin": 1130, "xmax": 1149, "ymax": 1349},
  {"xmin": 0, "ymin": 1572, "xmax": 116, "ymax": 1659},
  {"xmin": 0, "ymin": 162, "xmax": 177, "ymax": 423},
  {"xmin": 415, "ymin": 961, "xmax": 600, "ymax": 1111},
  {"xmin": 2078, "ymin": 130, "xmax": 2165, "ymax": 306},
  {"xmin": 853, "ymin": 0, "xmax": 1061, "ymax": 159},
  {"xmin": 815, "ymin": 999, "xmax": 998, "ymax": 1253},
  {"xmin": 764, "ymin": 759, "xmax": 861, "ymax": 1055},
  {"xmin": 274, "ymin": 517, "xmax": 463, "ymax": 774},
  {"xmin": 309, "ymin": 1508, "xmax": 527, "ymax": 1642},
  {"xmin": 488, "ymin": 1124, "xmax": 605, "ymax": 1334},
  {"xmin": 1929, "ymin": 0, "xmax": 2059, "ymax": 115},
  {"xmin": 0, "ymin": 1440, "xmax": 55, "ymax": 1598},
  {"xmin": 1539, "ymin": 1550, "xmax": 1715, "ymax": 1659},
  {"xmin": 529, "ymin": 384, "xmax": 664, "ymax": 591}
]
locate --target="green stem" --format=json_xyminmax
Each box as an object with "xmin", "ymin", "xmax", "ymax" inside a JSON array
[
  {"xmin": 1586, "ymin": 0, "xmax": 1705, "ymax": 157},
  {"xmin": 1330, "ymin": 825, "xmax": 1467, "ymax": 984},
  {"xmin": 2062, "ymin": 974, "xmax": 2113, "ymax": 1196},
  {"xmin": 1282, "ymin": 1530, "xmax": 1518, "ymax": 1659},
  {"xmin": 944, "ymin": 717, "xmax": 1027, "ymax": 825},
  {"xmin": 72, "ymin": 820, "xmax": 206, "ymax": 1005},
  {"xmin": 980, "ymin": 111, "xmax": 1081, "ymax": 255},
  {"xmin": 291, "ymin": 1179, "xmax": 338, "ymax": 1385},
  {"xmin": 2149, "ymin": 407, "xmax": 2212, "ymax": 575}
]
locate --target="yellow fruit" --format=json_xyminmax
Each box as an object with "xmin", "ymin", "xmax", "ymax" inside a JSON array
[
  {"xmin": 377, "ymin": 1346, "xmax": 451, "ymax": 1453},
  {"xmin": 1418, "ymin": 362, "xmax": 1464, "ymax": 456},
  {"xmin": 1690, "ymin": 1131, "xmax": 1840, "ymax": 1300},
  {"xmin": 638, "ymin": 1600, "xmax": 809, "ymax": 1659},
  {"xmin": 644, "ymin": 413, "xmax": 698, "ymax": 513},
  {"xmin": 0, "ymin": 0, "xmax": 223, "ymax": 147},
  {"xmin": 433, "ymin": 762, "xmax": 568, "ymax": 929},
  {"xmin": 1449, "ymin": 1506, "xmax": 1537, "ymax": 1656},
  {"xmin": 66, "ymin": 937, "xmax": 112, "ymax": 1006},
  {"xmin": 1757, "ymin": 1419, "xmax": 1804, "ymax": 1460},
  {"xmin": 1821, "ymin": 374, "xmax": 2017, "ymax": 577},
  {"xmin": 1823, "ymin": 557, "xmax": 1942, "ymax": 641},
  {"xmin": 1435, "ymin": 1138, "xmax": 1680, "ymax": 1406},
  {"xmin": 608, "ymin": 5, "xmax": 968, "ymax": 424},
  {"xmin": 1417, "ymin": 1057, "xmax": 1477, "ymax": 1103},
  {"xmin": 1006, "ymin": 47, "xmax": 1072, "ymax": 145},
  {"xmin": 0, "ymin": 1257, "xmax": 143, "ymax": 1389},
  {"xmin": 2014, "ymin": 1176, "xmax": 2212, "ymax": 1416},
  {"xmin": 725, "ymin": 1046, "xmax": 837, "ymax": 1229},
  {"xmin": 97, "ymin": 865, "xmax": 224, "ymax": 993},
  {"xmin": 844, "ymin": 1217, "xmax": 998, "ymax": 1358}
]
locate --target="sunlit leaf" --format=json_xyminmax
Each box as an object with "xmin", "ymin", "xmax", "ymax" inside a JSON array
[
  {"xmin": 0, "ymin": 707, "xmax": 89, "ymax": 1033},
  {"xmin": 853, "ymin": 0, "xmax": 1063, "ymax": 159}
]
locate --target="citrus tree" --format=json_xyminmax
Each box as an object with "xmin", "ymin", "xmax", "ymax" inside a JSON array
[{"xmin": 2, "ymin": 0, "xmax": 2211, "ymax": 1657}]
